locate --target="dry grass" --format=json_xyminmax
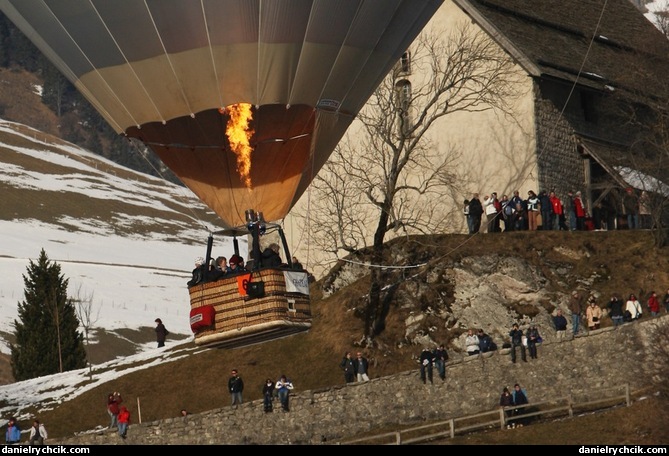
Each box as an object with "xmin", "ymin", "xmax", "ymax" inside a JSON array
[
  {"xmin": 0, "ymin": 67, "xmax": 60, "ymax": 137},
  {"xmin": 440, "ymin": 396, "xmax": 669, "ymax": 445}
]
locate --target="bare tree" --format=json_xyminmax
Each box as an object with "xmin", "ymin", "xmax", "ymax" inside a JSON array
[
  {"xmin": 72, "ymin": 284, "xmax": 100, "ymax": 379},
  {"xmin": 299, "ymin": 21, "xmax": 522, "ymax": 338}
]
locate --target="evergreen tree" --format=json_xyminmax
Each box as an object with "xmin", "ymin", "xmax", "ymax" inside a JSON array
[{"xmin": 11, "ymin": 249, "xmax": 87, "ymax": 381}]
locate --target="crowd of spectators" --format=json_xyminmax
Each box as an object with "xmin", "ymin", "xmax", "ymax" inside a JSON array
[{"xmin": 464, "ymin": 187, "xmax": 651, "ymax": 234}]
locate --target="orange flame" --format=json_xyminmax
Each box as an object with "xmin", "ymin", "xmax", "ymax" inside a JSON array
[{"xmin": 225, "ymin": 103, "xmax": 254, "ymax": 188}]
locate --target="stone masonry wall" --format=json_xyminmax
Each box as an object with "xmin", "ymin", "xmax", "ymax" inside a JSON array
[
  {"xmin": 534, "ymin": 87, "xmax": 584, "ymax": 203},
  {"xmin": 56, "ymin": 315, "xmax": 667, "ymax": 445}
]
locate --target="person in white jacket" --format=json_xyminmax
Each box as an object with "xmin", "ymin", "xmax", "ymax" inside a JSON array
[
  {"xmin": 483, "ymin": 193, "xmax": 499, "ymax": 233},
  {"xmin": 625, "ymin": 294, "xmax": 642, "ymax": 321},
  {"xmin": 465, "ymin": 329, "xmax": 480, "ymax": 356},
  {"xmin": 275, "ymin": 375, "xmax": 294, "ymax": 412},
  {"xmin": 29, "ymin": 420, "xmax": 47, "ymax": 445}
]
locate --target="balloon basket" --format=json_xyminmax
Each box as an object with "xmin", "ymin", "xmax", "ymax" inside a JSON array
[{"xmin": 188, "ymin": 268, "xmax": 311, "ymax": 348}]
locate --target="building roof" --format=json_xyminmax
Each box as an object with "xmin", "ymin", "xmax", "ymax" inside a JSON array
[{"xmin": 453, "ymin": 0, "xmax": 669, "ymax": 102}]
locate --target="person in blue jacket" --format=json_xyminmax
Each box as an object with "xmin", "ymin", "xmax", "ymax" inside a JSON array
[{"xmin": 5, "ymin": 417, "xmax": 21, "ymax": 444}]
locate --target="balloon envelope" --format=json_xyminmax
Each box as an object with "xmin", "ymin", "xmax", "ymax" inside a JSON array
[{"xmin": 0, "ymin": 0, "xmax": 443, "ymax": 226}]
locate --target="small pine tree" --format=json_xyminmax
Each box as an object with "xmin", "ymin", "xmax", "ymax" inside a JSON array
[{"xmin": 11, "ymin": 249, "xmax": 87, "ymax": 381}]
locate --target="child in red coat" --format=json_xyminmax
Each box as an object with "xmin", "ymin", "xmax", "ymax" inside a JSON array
[{"xmin": 117, "ymin": 406, "xmax": 130, "ymax": 439}]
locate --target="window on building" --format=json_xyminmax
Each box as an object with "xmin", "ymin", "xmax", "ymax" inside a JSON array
[
  {"xmin": 394, "ymin": 51, "xmax": 412, "ymax": 77},
  {"xmin": 400, "ymin": 51, "xmax": 411, "ymax": 74}
]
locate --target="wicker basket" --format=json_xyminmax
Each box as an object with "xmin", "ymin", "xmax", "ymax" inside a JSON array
[{"xmin": 189, "ymin": 268, "xmax": 311, "ymax": 348}]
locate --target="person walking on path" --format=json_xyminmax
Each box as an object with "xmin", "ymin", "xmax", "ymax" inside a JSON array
[
  {"xmin": 228, "ymin": 369, "xmax": 244, "ymax": 407},
  {"xmin": 154, "ymin": 318, "xmax": 168, "ymax": 348}
]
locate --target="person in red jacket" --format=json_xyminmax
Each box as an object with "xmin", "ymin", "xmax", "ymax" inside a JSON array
[
  {"xmin": 107, "ymin": 392, "xmax": 122, "ymax": 429},
  {"xmin": 549, "ymin": 191, "xmax": 564, "ymax": 230},
  {"xmin": 647, "ymin": 291, "xmax": 661, "ymax": 316},
  {"xmin": 573, "ymin": 191, "xmax": 586, "ymax": 230},
  {"xmin": 117, "ymin": 406, "xmax": 130, "ymax": 439}
]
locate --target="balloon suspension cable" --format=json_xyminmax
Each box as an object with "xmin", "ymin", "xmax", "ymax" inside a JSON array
[{"xmin": 126, "ymin": 137, "xmax": 211, "ymax": 232}]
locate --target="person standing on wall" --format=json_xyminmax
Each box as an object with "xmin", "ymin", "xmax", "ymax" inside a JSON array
[
  {"xmin": 526, "ymin": 324, "xmax": 541, "ymax": 359},
  {"xmin": 262, "ymin": 378, "xmax": 275, "ymax": 413},
  {"xmin": 585, "ymin": 297, "xmax": 602, "ymax": 331},
  {"xmin": 107, "ymin": 391, "xmax": 122, "ymax": 429},
  {"xmin": 608, "ymin": 294, "xmax": 625, "ymax": 327},
  {"xmin": 155, "ymin": 318, "xmax": 168, "ymax": 348},
  {"xmin": 526, "ymin": 190, "xmax": 540, "ymax": 231},
  {"xmin": 553, "ymin": 309, "xmax": 568, "ymax": 341},
  {"xmin": 625, "ymin": 294, "xmax": 642, "ymax": 321},
  {"xmin": 353, "ymin": 352, "xmax": 370, "ymax": 382},
  {"xmin": 574, "ymin": 191, "xmax": 586, "ymax": 230},
  {"xmin": 117, "ymin": 406, "xmax": 130, "ymax": 439},
  {"xmin": 468, "ymin": 194, "xmax": 484, "ymax": 234},
  {"xmin": 509, "ymin": 323, "xmax": 527, "ymax": 363},
  {"xmin": 228, "ymin": 369, "xmax": 244, "ymax": 407},
  {"xmin": 419, "ymin": 347, "xmax": 434, "ymax": 384},
  {"xmin": 647, "ymin": 291, "xmax": 661, "ymax": 317},
  {"xmin": 340, "ymin": 352, "xmax": 356, "ymax": 383},
  {"xmin": 275, "ymin": 375, "xmax": 294, "ymax": 412},
  {"xmin": 433, "ymin": 344, "xmax": 449, "ymax": 381},
  {"xmin": 568, "ymin": 290, "xmax": 583, "ymax": 336}
]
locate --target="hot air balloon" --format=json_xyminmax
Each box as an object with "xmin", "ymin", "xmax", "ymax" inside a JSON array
[{"xmin": 0, "ymin": 0, "xmax": 443, "ymax": 347}]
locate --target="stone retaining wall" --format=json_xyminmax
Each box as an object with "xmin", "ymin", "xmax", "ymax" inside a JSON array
[{"xmin": 56, "ymin": 315, "xmax": 667, "ymax": 445}]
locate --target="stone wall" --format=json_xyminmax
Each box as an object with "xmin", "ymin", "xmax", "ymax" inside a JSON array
[
  {"xmin": 56, "ymin": 315, "xmax": 667, "ymax": 445},
  {"xmin": 534, "ymin": 87, "xmax": 584, "ymax": 202}
]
